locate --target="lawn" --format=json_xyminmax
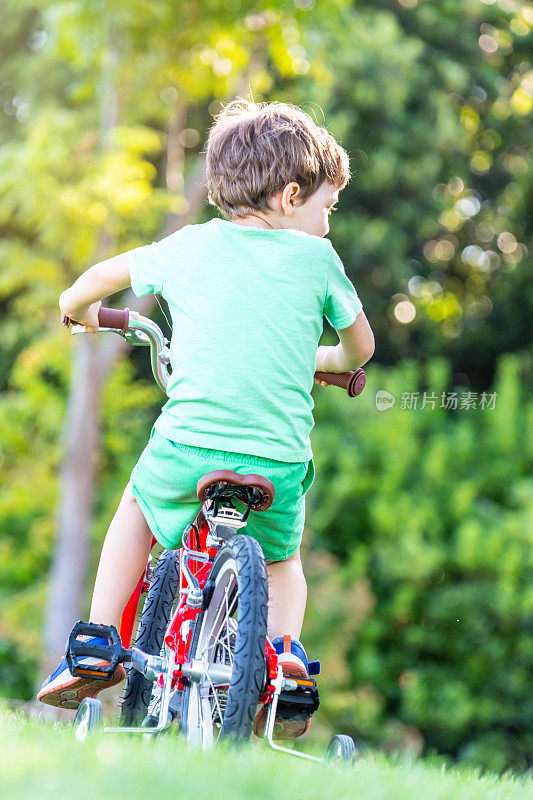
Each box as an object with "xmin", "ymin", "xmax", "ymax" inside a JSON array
[{"xmin": 0, "ymin": 710, "xmax": 530, "ymax": 800}]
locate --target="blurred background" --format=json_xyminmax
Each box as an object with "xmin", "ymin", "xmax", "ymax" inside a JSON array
[{"xmin": 0, "ymin": 0, "xmax": 531, "ymax": 774}]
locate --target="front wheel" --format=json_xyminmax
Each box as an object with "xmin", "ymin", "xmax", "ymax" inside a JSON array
[{"xmin": 180, "ymin": 534, "xmax": 268, "ymax": 746}]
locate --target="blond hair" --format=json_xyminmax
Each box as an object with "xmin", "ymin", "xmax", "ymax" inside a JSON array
[{"xmin": 205, "ymin": 97, "xmax": 350, "ymax": 220}]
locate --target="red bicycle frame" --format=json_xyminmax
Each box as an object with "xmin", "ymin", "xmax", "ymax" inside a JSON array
[{"xmin": 117, "ymin": 501, "xmax": 279, "ymax": 703}]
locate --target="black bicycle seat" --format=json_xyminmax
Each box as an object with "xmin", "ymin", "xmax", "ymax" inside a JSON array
[{"xmin": 197, "ymin": 470, "xmax": 275, "ymax": 511}]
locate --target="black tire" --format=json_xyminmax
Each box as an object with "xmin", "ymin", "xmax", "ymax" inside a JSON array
[
  {"xmin": 74, "ymin": 698, "xmax": 103, "ymax": 742},
  {"xmin": 120, "ymin": 548, "xmax": 180, "ymax": 726},
  {"xmin": 326, "ymin": 734, "xmax": 358, "ymax": 764},
  {"xmin": 180, "ymin": 534, "xmax": 268, "ymax": 745}
]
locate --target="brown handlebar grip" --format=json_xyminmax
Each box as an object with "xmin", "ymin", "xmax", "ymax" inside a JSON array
[
  {"xmin": 314, "ymin": 368, "xmax": 366, "ymax": 397},
  {"xmin": 98, "ymin": 307, "xmax": 130, "ymax": 332},
  {"xmin": 61, "ymin": 307, "xmax": 130, "ymax": 332}
]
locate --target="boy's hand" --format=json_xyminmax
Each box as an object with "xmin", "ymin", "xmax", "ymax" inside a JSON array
[
  {"xmin": 59, "ymin": 294, "xmax": 101, "ymax": 333},
  {"xmin": 315, "ymin": 344, "xmax": 352, "ymax": 386}
]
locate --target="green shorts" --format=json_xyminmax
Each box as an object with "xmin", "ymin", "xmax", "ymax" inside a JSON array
[{"xmin": 130, "ymin": 428, "xmax": 315, "ymax": 562}]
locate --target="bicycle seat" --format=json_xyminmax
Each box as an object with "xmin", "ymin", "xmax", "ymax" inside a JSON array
[{"xmin": 197, "ymin": 470, "xmax": 275, "ymax": 512}]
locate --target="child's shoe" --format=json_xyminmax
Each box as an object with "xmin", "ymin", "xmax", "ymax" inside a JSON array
[
  {"xmin": 37, "ymin": 635, "xmax": 126, "ymax": 709},
  {"xmin": 253, "ymin": 635, "xmax": 312, "ymax": 739}
]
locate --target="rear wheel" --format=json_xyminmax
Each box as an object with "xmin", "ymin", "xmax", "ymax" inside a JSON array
[
  {"xmin": 121, "ymin": 548, "xmax": 180, "ymax": 726},
  {"xmin": 180, "ymin": 534, "xmax": 268, "ymax": 746}
]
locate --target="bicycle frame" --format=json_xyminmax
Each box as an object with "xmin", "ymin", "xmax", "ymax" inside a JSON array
[{"xmin": 106, "ymin": 494, "xmax": 283, "ymax": 737}]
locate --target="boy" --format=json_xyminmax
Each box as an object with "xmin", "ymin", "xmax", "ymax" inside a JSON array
[{"xmin": 38, "ymin": 98, "xmax": 375, "ymax": 739}]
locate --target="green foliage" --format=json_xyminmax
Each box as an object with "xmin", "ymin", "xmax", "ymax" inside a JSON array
[
  {"xmin": 291, "ymin": 0, "xmax": 532, "ymax": 386},
  {"xmin": 0, "ymin": 645, "xmax": 34, "ymax": 702},
  {"xmin": 304, "ymin": 350, "xmax": 532, "ymax": 772}
]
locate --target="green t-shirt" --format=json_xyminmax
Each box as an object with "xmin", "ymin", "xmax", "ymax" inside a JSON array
[{"xmin": 127, "ymin": 217, "xmax": 363, "ymax": 462}]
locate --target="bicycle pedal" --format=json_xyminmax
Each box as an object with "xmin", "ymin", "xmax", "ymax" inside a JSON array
[
  {"xmin": 276, "ymin": 676, "xmax": 320, "ymax": 720},
  {"xmin": 66, "ymin": 621, "xmax": 130, "ymax": 682}
]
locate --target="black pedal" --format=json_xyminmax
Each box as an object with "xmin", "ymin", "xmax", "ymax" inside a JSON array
[
  {"xmin": 277, "ymin": 677, "xmax": 320, "ymax": 721},
  {"xmin": 66, "ymin": 621, "xmax": 130, "ymax": 682}
]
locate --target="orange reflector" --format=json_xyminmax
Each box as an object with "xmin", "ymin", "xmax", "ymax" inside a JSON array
[{"xmin": 75, "ymin": 669, "xmax": 107, "ymax": 677}]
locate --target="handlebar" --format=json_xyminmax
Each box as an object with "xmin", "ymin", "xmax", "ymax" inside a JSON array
[
  {"xmin": 62, "ymin": 307, "xmax": 366, "ymax": 398},
  {"xmin": 62, "ymin": 307, "xmax": 130, "ymax": 332},
  {"xmin": 314, "ymin": 368, "xmax": 366, "ymax": 397}
]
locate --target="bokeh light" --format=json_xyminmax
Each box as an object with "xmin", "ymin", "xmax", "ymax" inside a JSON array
[
  {"xmin": 394, "ymin": 300, "xmax": 416, "ymax": 323},
  {"xmin": 497, "ymin": 231, "xmax": 518, "ymax": 253}
]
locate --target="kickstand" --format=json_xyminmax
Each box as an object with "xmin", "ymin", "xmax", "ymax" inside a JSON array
[{"xmin": 263, "ymin": 667, "xmax": 324, "ymax": 764}]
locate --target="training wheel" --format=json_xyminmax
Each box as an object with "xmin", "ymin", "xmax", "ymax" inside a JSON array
[
  {"xmin": 325, "ymin": 734, "xmax": 358, "ymax": 764},
  {"xmin": 74, "ymin": 697, "xmax": 103, "ymax": 742}
]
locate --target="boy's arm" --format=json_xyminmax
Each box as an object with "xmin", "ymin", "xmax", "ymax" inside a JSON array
[
  {"xmin": 316, "ymin": 311, "xmax": 375, "ymax": 373},
  {"xmin": 320, "ymin": 243, "xmax": 373, "ymax": 375},
  {"xmin": 59, "ymin": 253, "xmax": 131, "ymax": 331}
]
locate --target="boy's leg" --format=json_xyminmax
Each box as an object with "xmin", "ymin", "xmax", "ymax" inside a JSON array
[
  {"xmin": 37, "ymin": 482, "xmax": 153, "ymax": 708},
  {"xmin": 89, "ymin": 481, "xmax": 153, "ymax": 628},
  {"xmin": 254, "ymin": 548, "xmax": 312, "ymax": 739},
  {"xmin": 265, "ymin": 548, "xmax": 307, "ymax": 640}
]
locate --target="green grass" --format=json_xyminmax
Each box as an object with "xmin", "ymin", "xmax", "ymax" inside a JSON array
[{"xmin": 0, "ymin": 710, "xmax": 530, "ymax": 800}]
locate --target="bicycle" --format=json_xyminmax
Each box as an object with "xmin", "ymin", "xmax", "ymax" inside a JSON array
[{"xmin": 63, "ymin": 307, "xmax": 366, "ymax": 764}]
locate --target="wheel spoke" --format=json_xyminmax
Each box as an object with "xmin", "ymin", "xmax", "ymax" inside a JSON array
[
  {"xmin": 197, "ymin": 576, "xmax": 237, "ymax": 663},
  {"xmin": 210, "ymin": 593, "xmax": 237, "ymax": 665},
  {"xmin": 203, "ymin": 656, "xmax": 225, "ymax": 732},
  {"xmin": 186, "ymin": 566, "xmax": 238, "ymax": 741}
]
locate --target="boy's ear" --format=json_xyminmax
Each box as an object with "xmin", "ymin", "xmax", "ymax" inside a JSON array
[{"xmin": 279, "ymin": 182, "xmax": 301, "ymax": 216}]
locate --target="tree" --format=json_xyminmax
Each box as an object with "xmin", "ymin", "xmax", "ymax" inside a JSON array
[{"xmin": 287, "ymin": 0, "xmax": 532, "ymax": 388}]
